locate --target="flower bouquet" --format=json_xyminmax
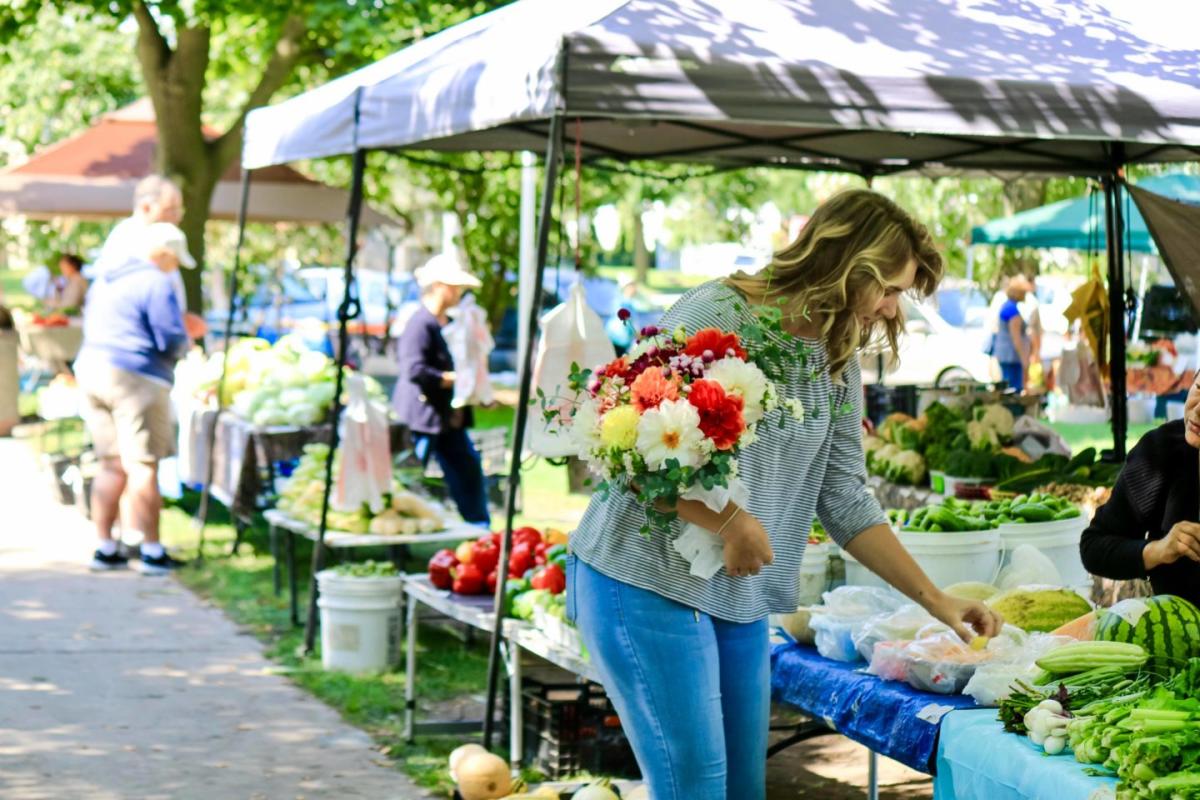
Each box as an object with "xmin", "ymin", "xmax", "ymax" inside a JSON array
[{"xmin": 541, "ymin": 313, "xmax": 804, "ymax": 578}]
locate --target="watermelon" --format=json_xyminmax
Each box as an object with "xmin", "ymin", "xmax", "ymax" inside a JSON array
[{"xmin": 1095, "ymin": 595, "xmax": 1200, "ymax": 677}]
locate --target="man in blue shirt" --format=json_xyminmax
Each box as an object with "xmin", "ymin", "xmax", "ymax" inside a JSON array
[
  {"xmin": 994, "ymin": 275, "xmax": 1032, "ymax": 393},
  {"xmin": 76, "ymin": 223, "xmax": 192, "ymax": 574}
]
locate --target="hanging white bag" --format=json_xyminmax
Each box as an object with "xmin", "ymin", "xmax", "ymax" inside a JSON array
[
  {"xmin": 333, "ymin": 374, "xmax": 392, "ymax": 514},
  {"xmin": 527, "ymin": 283, "xmax": 615, "ymax": 457},
  {"xmin": 443, "ymin": 294, "xmax": 495, "ymax": 408}
]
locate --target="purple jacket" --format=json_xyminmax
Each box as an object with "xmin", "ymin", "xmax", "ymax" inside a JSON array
[{"xmin": 392, "ymin": 306, "xmax": 473, "ymax": 434}]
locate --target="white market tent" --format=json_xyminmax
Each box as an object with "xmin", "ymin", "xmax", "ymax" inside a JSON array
[
  {"xmin": 239, "ymin": 0, "xmax": 1200, "ymax": 738},
  {"xmin": 244, "ymin": 0, "xmax": 1200, "ymax": 174}
]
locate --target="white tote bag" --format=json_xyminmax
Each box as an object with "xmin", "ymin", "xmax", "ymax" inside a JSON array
[
  {"xmin": 333, "ymin": 374, "xmax": 393, "ymax": 514},
  {"xmin": 526, "ymin": 284, "xmax": 615, "ymax": 457}
]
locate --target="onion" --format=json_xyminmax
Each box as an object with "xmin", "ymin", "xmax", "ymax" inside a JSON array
[{"xmin": 1044, "ymin": 735, "xmax": 1067, "ymax": 755}]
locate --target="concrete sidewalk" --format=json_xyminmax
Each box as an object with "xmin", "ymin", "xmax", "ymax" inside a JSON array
[{"xmin": 0, "ymin": 439, "xmax": 426, "ymax": 800}]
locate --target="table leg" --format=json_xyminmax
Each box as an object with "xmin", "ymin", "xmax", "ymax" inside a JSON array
[
  {"xmin": 867, "ymin": 749, "xmax": 879, "ymax": 800},
  {"xmin": 507, "ymin": 640, "xmax": 523, "ymax": 770},
  {"xmin": 286, "ymin": 529, "xmax": 299, "ymax": 627},
  {"xmin": 404, "ymin": 594, "xmax": 419, "ymax": 743},
  {"xmin": 270, "ymin": 523, "xmax": 280, "ymax": 596}
]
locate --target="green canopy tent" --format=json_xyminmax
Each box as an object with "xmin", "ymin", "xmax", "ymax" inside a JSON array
[{"xmin": 971, "ymin": 173, "xmax": 1200, "ymax": 252}]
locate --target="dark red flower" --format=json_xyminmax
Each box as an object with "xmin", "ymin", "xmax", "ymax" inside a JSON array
[
  {"xmin": 686, "ymin": 379, "xmax": 745, "ymax": 450},
  {"xmin": 600, "ymin": 357, "xmax": 630, "ymax": 381},
  {"xmin": 617, "ymin": 308, "xmax": 632, "ymax": 321},
  {"xmin": 684, "ymin": 328, "xmax": 746, "ymax": 361}
]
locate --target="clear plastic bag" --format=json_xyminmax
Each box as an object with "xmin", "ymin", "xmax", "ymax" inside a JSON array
[
  {"xmin": 963, "ymin": 632, "xmax": 1076, "ymax": 706},
  {"xmin": 810, "ymin": 586, "xmax": 906, "ymax": 662},
  {"xmin": 852, "ymin": 604, "xmax": 939, "ymax": 662},
  {"xmin": 902, "ymin": 631, "xmax": 995, "ymax": 694},
  {"xmin": 997, "ymin": 544, "xmax": 1062, "ymax": 590}
]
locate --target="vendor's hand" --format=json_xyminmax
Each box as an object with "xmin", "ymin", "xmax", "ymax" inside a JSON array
[
  {"xmin": 1145, "ymin": 522, "xmax": 1200, "ymax": 569},
  {"xmin": 928, "ymin": 591, "xmax": 1003, "ymax": 642},
  {"xmin": 441, "ymin": 371, "xmax": 456, "ymax": 389},
  {"xmin": 721, "ymin": 512, "xmax": 774, "ymax": 578},
  {"xmin": 183, "ymin": 312, "xmax": 208, "ymax": 340}
]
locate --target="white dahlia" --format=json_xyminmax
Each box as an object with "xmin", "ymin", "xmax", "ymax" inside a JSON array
[
  {"xmin": 635, "ymin": 398, "xmax": 710, "ymax": 471},
  {"xmin": 569, "ymin": 397, "xmax": 604, "ymax": 458}
]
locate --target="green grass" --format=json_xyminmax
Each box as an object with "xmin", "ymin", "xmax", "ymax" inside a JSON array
[
  {"xmin": 157, "ymin": 493, "xmax": 538, "ymax": 796},
  {"xmin": 1, "ymin": 269, "xmax": 34, "ymax": 309}
]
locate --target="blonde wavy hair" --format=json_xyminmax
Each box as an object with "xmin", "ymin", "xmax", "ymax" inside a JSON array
[{"xmin": 726, "ymin": 188, "xmax": 943, "ymax": 379}]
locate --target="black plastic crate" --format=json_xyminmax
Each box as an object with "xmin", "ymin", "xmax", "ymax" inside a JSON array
[{"xmin": 521, "ymin": 680, "xmax": 639, "ymax": 780}]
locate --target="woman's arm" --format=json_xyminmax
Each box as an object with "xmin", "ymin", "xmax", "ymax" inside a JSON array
[
  {"xmin": 1080, "ymin": 441, "xmax": 1169, "ymax": 578},
  {"xmin": 844, "ymin": 524, "xmax": 1002, "ymax": 639}
]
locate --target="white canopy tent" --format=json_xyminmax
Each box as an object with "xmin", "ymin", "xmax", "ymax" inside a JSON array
[
  {"xmin": 238, "ymin": 0, "xmax": 1200, "ymax": 730},
  {"xmin": 244, "ymin": 0, "xmax": 1200, "ymax": 174}
]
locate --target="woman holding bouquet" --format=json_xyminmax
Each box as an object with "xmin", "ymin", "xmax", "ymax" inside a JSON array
[{"xmin": 566, "ymin": 189, "xmax": 1002, "ymax": 800}]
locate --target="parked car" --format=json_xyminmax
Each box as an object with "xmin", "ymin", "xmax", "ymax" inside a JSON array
[
  {"xmin": 860, "ymin": 297, "xmax": 995, "ymax": 386},
  {"xmin": 205, "ymin": 267, "xmax": 329, "ymax": 347},
  {"xmin": 296, "ymin": 266, "xmax": 421, "ymax": 330}
]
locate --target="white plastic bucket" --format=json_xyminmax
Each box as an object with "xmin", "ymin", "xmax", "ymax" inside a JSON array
[
  {"xmin": 841, "ymin": 530, "xmax": 1001, "ymax": 590},
  {"xmin": 316, "ymin": 571, "xmax": 404, "ymax": 672},
  {"xmin": 798, "ymin": 542, "xmax": 830, "ymax": 605},
  {"xmin": 997, "ymin": 516, "xmax": 1089, "ymax": 587}
]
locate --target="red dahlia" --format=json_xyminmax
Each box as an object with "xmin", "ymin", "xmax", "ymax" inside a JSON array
[
  {"xmin": 687, "ymin": 379, "xmax": 745, "ymax": 450},
  {"xmin": 684, "ymin": 328, "xmax": 746, "ymax": 360}
]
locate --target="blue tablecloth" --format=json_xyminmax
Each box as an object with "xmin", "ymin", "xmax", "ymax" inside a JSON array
[
  {"xmin": 933, "ymin": 709, "xmax": 1117, "ymax": 800},
  {"xmin": 770, "ymin": 641, "xmax": 977, "ymax": 773}
]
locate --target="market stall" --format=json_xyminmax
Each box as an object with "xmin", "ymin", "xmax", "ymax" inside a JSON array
[{"xmin": 239, "ymin": 0, "xmax": 1200, "ymax": 764}]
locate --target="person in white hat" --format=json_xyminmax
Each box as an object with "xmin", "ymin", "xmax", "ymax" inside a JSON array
[
  {"xmin": 75, "ymin": 222, "xmax": 195, "ymax": 575},
  {"xmin": 394, "ymin": 253, "xmax": 490, "ymax": 524}
]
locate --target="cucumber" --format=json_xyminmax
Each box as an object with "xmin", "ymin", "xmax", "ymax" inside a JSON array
[{"xmin": 1012, "ymin": 502, "xmax": 1055, "ymax": 523}]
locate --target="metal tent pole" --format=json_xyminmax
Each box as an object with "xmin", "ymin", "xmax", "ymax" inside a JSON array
[
  {"xmin": 303, "ymin": 146, "xmax": 368, "ymax": 654},
  {"xmin": 194, "ymin": 168, "xmax": 252, "ymax": 558},
  {"xmin": 1102, "ymin": 152, "xmax": 1128, "ymax": 460},
  {"xmin": 482, "ymin": 117, "xmax": 566, "ymax": 751}
]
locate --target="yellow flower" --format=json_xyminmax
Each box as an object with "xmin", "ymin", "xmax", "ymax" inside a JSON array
[{"xmin": 599, "ymin": 405, "xmax": 641, "ymax": 450}]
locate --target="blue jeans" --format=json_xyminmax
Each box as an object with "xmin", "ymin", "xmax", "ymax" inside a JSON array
[
  {"xmin": 999, "ymin": 361, "xmax": 1024, "ymax": 393},
  {"xmin": 567, "ymin": 556, "xmax": 769, "ymax": 800},
  {"xmin": 413, "ymin": 429, "xmax": 491, "ymax": 525}
]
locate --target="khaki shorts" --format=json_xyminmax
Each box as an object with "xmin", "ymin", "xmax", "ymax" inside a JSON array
[{"xmin": 78, "ymin": 362, "xmax": 176, "ymax": 464}]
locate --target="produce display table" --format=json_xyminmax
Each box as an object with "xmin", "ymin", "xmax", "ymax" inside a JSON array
[
  {"xmin": 771, "ymin": 639, "xmax": 976, "ymax": 798},
  {"xmin": 933, "ymin": 708, "xmax": 1116, "ymax": 800},
  {"xmin": 17, "ymin": 321, "xmax": 82, "ymax": 382},
  {"xmin": 868, "ymin": 475, "xmax": 942, "ymax": 512},
  {"xmin": 263, "ymin": 509, "xmax": 480, "ymax": 625},
  {"xmin": 401, "ymin": 575, "xmax": 599, "ymax": 769}
]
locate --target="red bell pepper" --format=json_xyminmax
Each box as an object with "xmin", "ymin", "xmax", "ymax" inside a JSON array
[
  {"xmin": 513, "ymin": 526, "xmax": 543, "ymax": 549},
  {"xmin": 530, "ymin": 563, "xmax": 566, "ymax": 595},
  {"xmin": 470, "ymin": 537, "xmax": 500, "ymax": 577},
  {"xmin": 534, "ymin": 540, "xmax": 549, "ymax": 567},
  {"xmin": 508, "ymin": 542, "xmax": 536, "ymax": 578},
  {"xmin": 427, "ymin": 549, "xmax": 458, "ymax": 591},
  {"xmin": 486, "ymin": 569, "xmax": 499, "ymax": 595},
  {"xmin": 452, "ymin": 563, "xmax": 486, "ymax": 595}
]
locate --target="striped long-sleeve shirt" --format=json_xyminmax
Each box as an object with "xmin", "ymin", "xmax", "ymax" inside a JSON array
[{"xmin": 569, "ymin": 281, "xmax": 887, "ymax": 623}]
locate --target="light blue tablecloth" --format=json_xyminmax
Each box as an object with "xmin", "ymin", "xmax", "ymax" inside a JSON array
[{"xmin": 934, "ymin": 709, "xmax": 1118, "ymax": 800}]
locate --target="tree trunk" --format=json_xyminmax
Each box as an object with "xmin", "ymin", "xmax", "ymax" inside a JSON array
[
  {"xmin": 175, "ymin": 171, "xmax": 219, "ymax": 312},
  {"xmin": 632, "ymin": 204, "xmax": 650, "ymax": 284}
]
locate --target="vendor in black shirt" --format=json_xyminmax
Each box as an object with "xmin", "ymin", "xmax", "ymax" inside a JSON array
[{"xmin": 1080, "ymin": 379, "xmax": 1200, "ymax": 606}]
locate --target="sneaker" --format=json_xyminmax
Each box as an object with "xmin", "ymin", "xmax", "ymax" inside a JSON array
[
  {"xmin": 90, "ymin": 550, "xmax": 129, "ymax": 572},
  {"xmin": 137, "ymin": 551, "xmax": 187, "ymax": 576}
]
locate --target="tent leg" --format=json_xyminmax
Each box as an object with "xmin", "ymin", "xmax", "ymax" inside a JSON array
[
  {"xmin": 303, "ymin": 147, "xmax": 368, "ymax": 655},
  {"xmin": 1103, "ymin": 162, "xmax": 1128, "ymax": 461},
  {"xmin": 195, "ymin": 169, "xmax": 252, "ymax": 559},
  {"xmin": 482, "ymin": 116, "xmax": 565, "ymax": 749}
]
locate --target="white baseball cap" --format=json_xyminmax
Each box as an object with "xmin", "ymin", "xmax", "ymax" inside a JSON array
[
  {"xmin": 144, "ymin": 222, "xmax": 197, "ymax": 268},
  {"xmin": 413, "ymin": 252, "xmax": 481, "ymax": 289}
]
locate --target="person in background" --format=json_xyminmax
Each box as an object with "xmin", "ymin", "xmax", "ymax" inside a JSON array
[
  {"xmin": 97, "ymin": 175, "xmax": 207, "ymax": 341},
  {"xmin": 994, "ymin": 275, "xmax": 1033, "ymax": 393},
  {"xmin": 48, "ymin": 253, "xmax": 89, "ymax": 313},
  {"xmin": 76, "ymin": 223, "xmax": 193, "ymax": 574},
  {"xmin": 1021, "ymin": 273, "xmax": 1044, "ymax": 363},
  {"xmin": 393, "ymin": 254, "xmax": 491, "ymax": 525},
  {"xmin": 1080, "ymin": 371, "xmax": 1200, "ymax": 607}
]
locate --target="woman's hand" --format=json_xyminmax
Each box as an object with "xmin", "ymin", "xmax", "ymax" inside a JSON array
[
  {"xmin": 721, "ymin": 512, "xmax": 774, "ymax": 577},
  {"xmin": 926, "ymin": 591, "xmax": 1004, "ymax": 642},
  {"xmin": 1144, "ymin": 521, "xmax": 1200, "ymax": 569}
]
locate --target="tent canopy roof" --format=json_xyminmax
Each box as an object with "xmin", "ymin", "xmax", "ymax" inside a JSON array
[
  {"xmin": 244, "ymin": 0, "xmax": 1200, "ymax": 175},
  {"xmin": 2, "ymin": 99, "xmax": 396, "ymax": 226},
  {"xmin": 970, "ymin": 172, "xmax": 1200, "ymax": 252}
]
